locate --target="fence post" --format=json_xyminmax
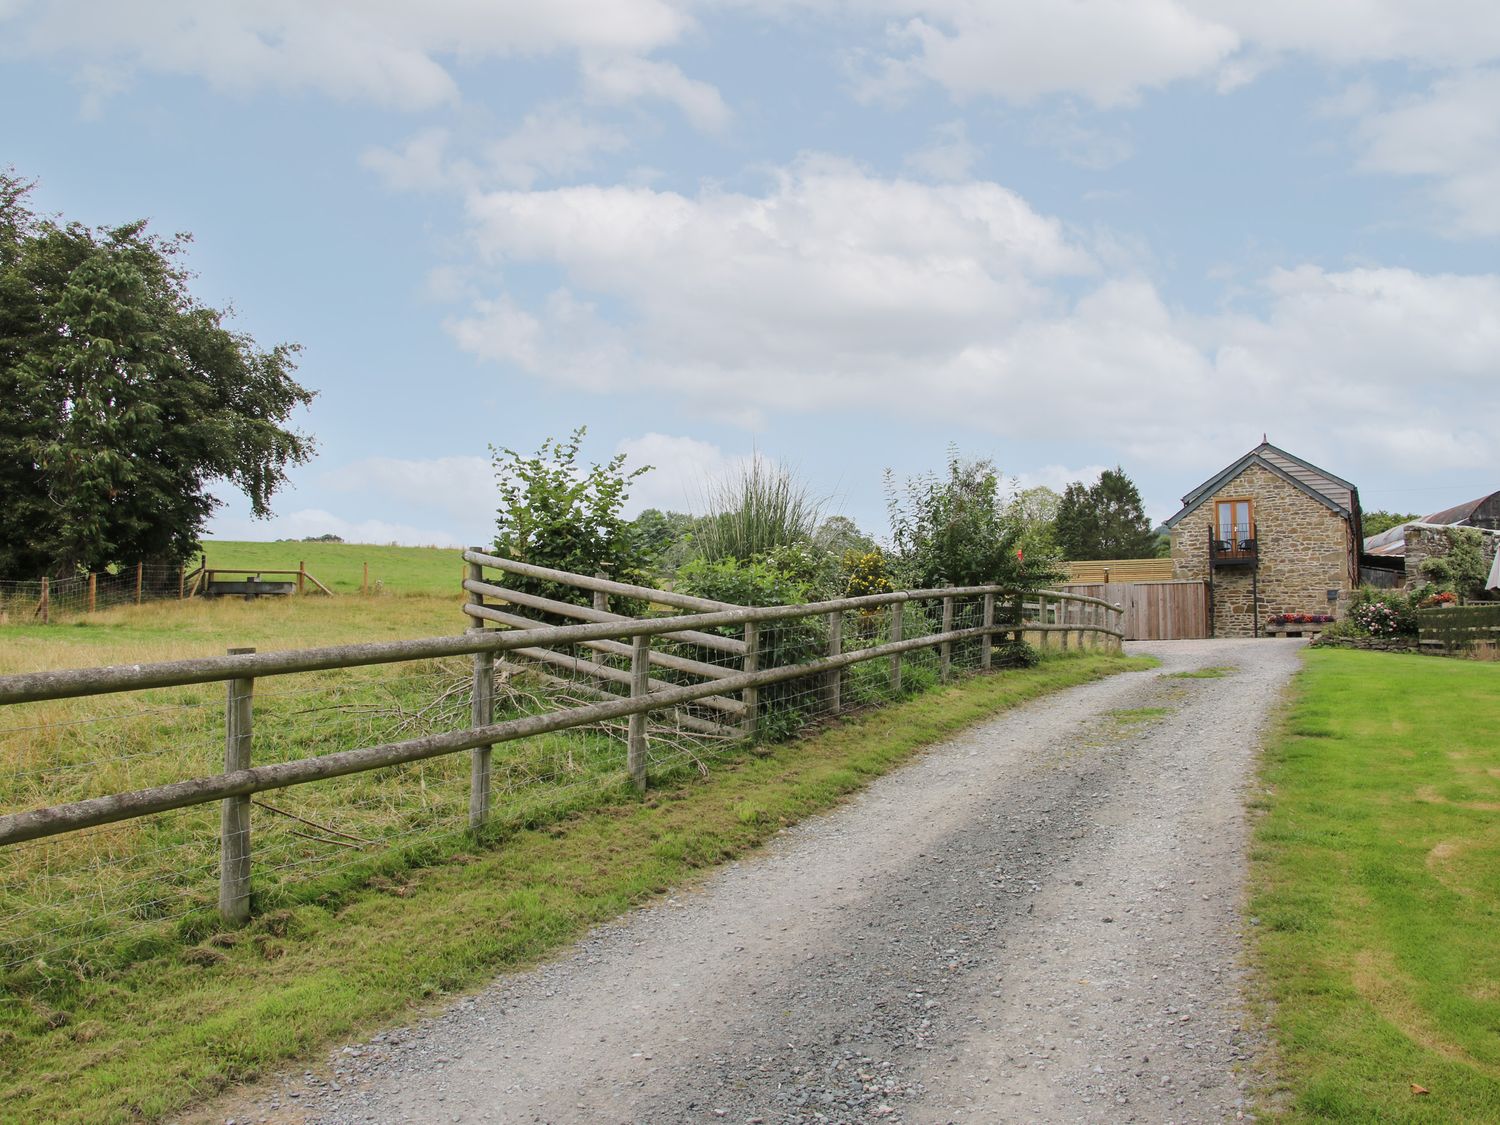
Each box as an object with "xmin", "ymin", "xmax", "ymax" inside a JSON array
[
  {"xmin": 741, "ymin": 623, "xmax": 759, "ymax": 739},
  {"xmin": 39, "ymin": 577, "xmax": 50, "ymax": 625},
  {"xmin": 88, "ymin": 573, "xmax": 96, "ymax": 614},
  {"xmin": 1033, "ymin": 593, "xmax": 1046, "ymax": 650},
  {"xmin": 135, "ymin": 562, "xmax": 143, "ymax": 605},
  {"xmin": 466, "ymin": 556, "xmax": 493, "ymax": 828},
  {"xmin": 826, "ymin": 610, "xmax": 843, "ymax": 714},
  {"xmin": 629, "ymin": 634, "xmax": 650, "ymax": 790},
  {"xmin": 362, "ymin": 562, "xmax": 369, "ymax": 596},
  {"xmin": 591, "ymin": 574, "xmax": 609, "ymax": 666},
  {"xmin": 940, "ymin": 596, "xmax": 954, "ymax": 681},
  {"xmin": 178, "ymin": 565, "xmax": 185, "ymax": 600},
  {"xmin": 220, "ymin": 647, "xmax": 255, "ymax": 927},
  {"xmin": 1013, "ymin": 590, "xmax": 1026, "ymax": 646},
  {"xmin": 889, "ymin": 601, "xmax": 903, "ymax": 694},
  {"xmin": 980, "ymin": 592, "xmax": 994, "ymax": 671},
  {"xmin": 1060, "ymin": 598, "xmax": 1071, "ymax": 651},
  {"xmin": 297, "ymin": 561, "xmax": 306, "ymax": 596}
]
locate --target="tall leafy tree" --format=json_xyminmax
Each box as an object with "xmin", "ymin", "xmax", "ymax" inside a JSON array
[
  {"xmin": 1053, "ymin": 467, "xmax": 1157, "ymax": 560},
  {"xmin": 0, "ymin": 173, "xmax": 314, "ymax": 579},
  {"xmin": 1361, "ymin": 510, "xmax": 1419, "ymax": 537}
]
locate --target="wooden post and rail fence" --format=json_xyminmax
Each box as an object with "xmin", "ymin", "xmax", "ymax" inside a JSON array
[{"xmin": 0, "ymin": 555, "xmax": 1124, "ymax": 935}]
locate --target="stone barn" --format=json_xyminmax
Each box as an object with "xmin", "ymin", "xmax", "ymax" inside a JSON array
[{"xmin": 1163, "ymin": 442, "xmax": 1363, "ymax": 638}]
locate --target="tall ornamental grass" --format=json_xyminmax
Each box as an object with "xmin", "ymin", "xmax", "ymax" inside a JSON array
[{"xmin": 694, "ymin": 459, "xmax": 826, "ymax": 564}]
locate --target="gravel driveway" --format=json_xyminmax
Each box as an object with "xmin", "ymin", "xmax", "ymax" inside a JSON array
[{"xmin": 208, "ymin": 638, "xmax": 1302, "ymax": 1125}]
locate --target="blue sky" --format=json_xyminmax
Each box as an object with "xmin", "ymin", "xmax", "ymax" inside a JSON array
[{"xmin": 4, "ymin": 1, "xmax": 1498, "ymax": 546}]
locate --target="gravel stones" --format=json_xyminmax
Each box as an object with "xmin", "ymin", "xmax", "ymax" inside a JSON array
[{"xmin": 197, "ymin": 638, "xmax": 1299, "ymax": 1125}]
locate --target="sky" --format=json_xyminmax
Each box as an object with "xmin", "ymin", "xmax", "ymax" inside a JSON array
[{"xmin": 3, "ymin": 1, "xmax": 1498, "ymax": 548}]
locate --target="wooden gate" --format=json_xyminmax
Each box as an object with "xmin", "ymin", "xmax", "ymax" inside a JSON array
[{"xmin": 1060, "ymin": 580, "xmax": 1209, "ymax": 641}]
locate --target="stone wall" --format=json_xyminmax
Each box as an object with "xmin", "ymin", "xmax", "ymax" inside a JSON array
[
  {"xmin": 1171, "ymin": 463, "xmax": 1355, "ymax": 638},
  {"xmin": 1311, "ymin": 634, "xmax": 1421, "ymax": 654},
  {"xmin": 1401, "ymin": 525, "xmax": 1500, "ymax": 590}
]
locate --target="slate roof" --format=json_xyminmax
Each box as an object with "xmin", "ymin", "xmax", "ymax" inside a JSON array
[{"xmin": 1163, "ymin": 442, "xmax": 1357, "ymax": 529}]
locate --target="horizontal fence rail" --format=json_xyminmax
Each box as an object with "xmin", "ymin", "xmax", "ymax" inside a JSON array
[{"xmin": 0, "ymin": 556, "xmax": 1123, "ymax": 967}]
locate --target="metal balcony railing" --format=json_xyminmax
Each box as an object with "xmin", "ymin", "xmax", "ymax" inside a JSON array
[{"xmin": 1209, "ymin": 522, "xmax": 1257, "ymax": 566}]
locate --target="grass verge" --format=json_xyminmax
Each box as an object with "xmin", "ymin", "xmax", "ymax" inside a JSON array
[
  {"xmin": 0, "ymin": 650, "xmax": 1150, "ymax": 1125},
  {"xmin": 1250, "ymin": 648, "xmax": 1500, "ymax": 1122}
]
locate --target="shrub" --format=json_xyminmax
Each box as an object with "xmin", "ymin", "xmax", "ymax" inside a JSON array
[
  {"xmin": 675, "ymin": 555, "xmax": 826, "ymax": 740},
  {"xmin": 842, "ymin": 549, "xmax": 894, "ymax": 599},
  {"xmin": 491, "ymin": 427, "xmax": 652, "ymax": 617},
  {"xmin": 1346, "ymin": 588, "xmax": 1418, "ymax": 638},
  {"xmin": 884, "ymin": 447, "xmax": 1064, "ymax": 591},
  {"xmin": 1420, "ymin": 528, "xmax": 1491, "ymax": 601},
  {"xmin": 992, "ymin": 639, "xmax": 1040, "ymax": 668}
]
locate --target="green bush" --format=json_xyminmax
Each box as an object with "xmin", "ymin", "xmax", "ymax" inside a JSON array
[
  {"xmin": 841, "ymin": 548, "xmax": 894, "ymax": 599},
  {"xmin": 1343, "ymin": 587, "xmax": 1418, "ymax": 638},
  {"xmin": 1420, "ymin": 527, "xmax": 1492, "ymax": 600},
  {"xmin": 490, "ymin": 427, "xmax": 652, "ymax": 618},
  {"xmin": 675, "ymin": 555, "xmax": 827, "ymax": 740},
  {"xmin": 884, "ymin": 447, "xmax": 1064, "ymax": 591},
  {"xmin": 992, "ymin": 639, "xmax": 1040, "ymax": 668}
]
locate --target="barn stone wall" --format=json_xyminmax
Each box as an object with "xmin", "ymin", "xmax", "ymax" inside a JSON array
[
  {"xmin": 1171, "ymin": 463, "xmax": 1355, "ymax": 637},
  {"xmin": 1401, "ymin": 526, "xmax": 1500, "ymax": 590}
]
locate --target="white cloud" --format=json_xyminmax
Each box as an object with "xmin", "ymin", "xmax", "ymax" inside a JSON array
[
  {"xmin": 581, "ymin": 55, "xmax": 731, "ymax": 132},
  {"xmin": 903, "ymin": 119, "xmax": 979, "ymax": 181},
  {"xmin": 857, "ymin": 0, "xmax": 1240, "ymax": 108},
  {"xmin": 4, "ymin": 0, "xmax": 694, "ymax": 108},
  {"xmin": 361, "ymin": 128, "xmax": 453, "ymax": 192},
  {"xmin": 614, "ymin": 433, "xmax": 739, "ymax": 515},
  {"xmin": 322, "ymin": 455, "xmax": 494, "ymax": 527},
  {"xmin": 833, "ymin": 1, "xmax": 1500, "ymax": 107},
  {"xmin": 1010, "ymin": 464, "xmax": 1108, "ymax": 494},
  {"xmin": 1027, "ymin": 106, "xmax": 1133, "ymax": 170},
  {"xmin": 1351, "ymin": 68, "xmax": 1500, "ymax": 236},
  {"xmin": 440, "ymin": 157, "xmax": 1500, "ymax": 481},
  {"xmin": 1200, "ymin": 0, "xmax": 1500, "ymax": 69},
  {"xmin": 363, "ymin": 108, "xmax": 632, "ymax": 196},
  {"xmin": 487, "ymin": 107, "xmax": 632, "ymax": 188}
]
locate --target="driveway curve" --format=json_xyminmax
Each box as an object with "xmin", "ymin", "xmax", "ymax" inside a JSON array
[{"xmin": 216, "ymin": 638, "xmax": 1302, "ymax": 1125}]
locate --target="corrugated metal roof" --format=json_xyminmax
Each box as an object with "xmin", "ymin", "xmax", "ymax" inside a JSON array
[
  {"xmin": 1421, "ymin": 492, "xmax": 1500, "ymax": 527},
  {"xmin": 1362, "ymin": 522, "xmax": 1417, "ymax": 556},
  {"xmin": 1360, "ymin": 520, "xmax": 1500, "ymax": 556}
]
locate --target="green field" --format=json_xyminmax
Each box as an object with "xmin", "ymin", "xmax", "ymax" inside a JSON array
[
  {"xmin": 199, "ymin": 539, "xmax": 467, "ymax": 596},
  {"xmin": 1252, "ymin": 648, "xmax": 1500, "ymax": 1122},
  {"xmin": 0, "ymin": 649, "xmax": 1148, "ymax": 1125}
]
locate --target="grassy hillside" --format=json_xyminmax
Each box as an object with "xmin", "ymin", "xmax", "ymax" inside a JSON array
[{"xmin": 199, "ymin": 540, "xmax": 468, "ymax": 596}]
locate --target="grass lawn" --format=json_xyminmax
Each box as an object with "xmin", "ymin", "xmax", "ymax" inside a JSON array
[
  {"xmin": 0, "ymin": 649, "xmax": 1150, "ymax": 1125},
  {"xmin": 1252, "ymin": 648, "xmax": 1500, "ymax": 1122},
  {"xmin": 199, "ymin": 539, "xmax": 467, "ymax": 596}
]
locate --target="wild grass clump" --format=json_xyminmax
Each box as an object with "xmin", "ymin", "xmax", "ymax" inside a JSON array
[{"xmin": 694, "ymin": 459, "xmax": 826, "ymax": 564}]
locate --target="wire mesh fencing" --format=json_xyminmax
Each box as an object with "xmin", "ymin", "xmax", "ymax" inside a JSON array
[
  {"xmin": 0, "ymin": 563, "xmax": 195, "ymax": 625},
  {"xmin": 0, "ymin": 565, "xmax": 1122, "ymax": 982}
]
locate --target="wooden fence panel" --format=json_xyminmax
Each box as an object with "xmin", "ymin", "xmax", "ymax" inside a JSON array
[{"xmin": 1062, "ymin": 580, "xmax": 1208, "ymax": 641}]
